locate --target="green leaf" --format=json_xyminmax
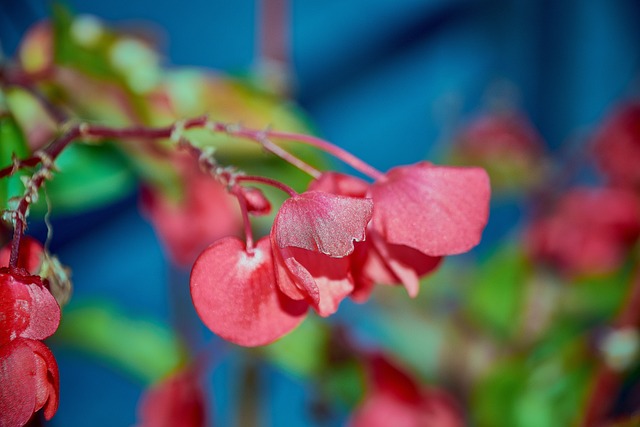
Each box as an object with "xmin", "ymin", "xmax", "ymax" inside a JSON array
[
  {"xmin": 53, "ymin": 300, "xmax": 186, "ymax": 384},
  {"xmin": 467, "ymin": 244, "xmax": 529, "ymax": 339},
  {"xmin": 262, "ymin": 316, "xmax": 328, "ymax": 378},
  {"xmin": 0, "ymin": 100, "xmax": 31, "ymax": 210},
  {"xmin": 31, "ymin": 142, "xmax": 137, "ymax": 215}
]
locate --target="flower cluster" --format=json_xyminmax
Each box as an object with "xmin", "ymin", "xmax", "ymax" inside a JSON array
[
  {"xmin": 190, "ymin": 161, "xmax": 490, "ymax": 346},
  {"xmin": 0, "ymin": 239, "xmax": 60, "ymax": 427}
]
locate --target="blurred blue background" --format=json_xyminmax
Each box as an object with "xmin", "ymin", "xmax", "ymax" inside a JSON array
[{"xmin": 1, "ymin": 0, "xmax": 640, "ymax": 425}]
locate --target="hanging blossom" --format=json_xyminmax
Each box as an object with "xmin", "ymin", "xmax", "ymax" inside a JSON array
[
  {"xmin": 527, "ymin": 187, "xmax": 640, "ymax": 278},
  {"xmin": 349, "ymin": 354, "xmax": 464, "ymax": 427},
  {"xmin": 190, "ymin": 157, "xmax": 489, "ymax": 346},
  {"xmin": 135, "ymin": 368, "xmax": 209, "ymax": 427},
  {"xmin": 0, "ymin": 261, "xmax": 61, "ymax": 427}
]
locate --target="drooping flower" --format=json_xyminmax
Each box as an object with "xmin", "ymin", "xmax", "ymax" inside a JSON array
[
  {"xmin": 0, "ymin": 338, "xmax": 60, "ymax": 427},
  {"xmin": 527, "ymin": 187, "xmax": 640, "ymax": 277},
  {"xmin": 140, "ymin": 155, "xmax": 242, "ymax": 267},
  {"xmin": 0, "ymin": 269, "xmax": 60, "ymax": 345},
  {"xmin": 135, "ymin": 369, "xmax": 208, "ymax": 427},
  {"xmin": 309, "ymin": 164, "xmax": 490, "ymax": 298},
  {"xmin": 593, "ymin": 102, "xmax": 640, "ymax": 188},
  {"xmin": 349, "ymin": 354, "xmax": 464, "ymax": 427},
  {"xmin": 270, "ymin": 191, "xmax": 373, "ymax": 316},
  {"xmin": 451, "ymin": 111, "xmax": 545, "ymax": 192},
  {"xmin": 190, "ymin": 236, "xmax": 307, "ymax": 346}
]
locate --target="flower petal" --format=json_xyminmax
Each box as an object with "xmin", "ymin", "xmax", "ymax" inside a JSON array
[
  {"xmin": 23, "ymin": 339, "xmax": 59, "ymax": 420},
  {"xmin": 0, "ymin": 237, "xmax": 44, "ymax": 273},
  {"xmin": 274, "ymin": 191, "xmax": 373, "ymax": 257},
  {"xmin": 190, "ymin": 237, "xmax": 308, "ymax": 347},
  {"xmin": 280, "ymin": 247, "xmax": 354, "ymax": 317},
  {"xmin": 371, "ymin": 162, "xmax": 490, "ymax": 256},
  {"xmin": 308, "ymin": 172, "xmax": 370, "ymax": 198},
  {"xmin": 0, "ymin": 270, "xmax": 60, "ymax": 345}
]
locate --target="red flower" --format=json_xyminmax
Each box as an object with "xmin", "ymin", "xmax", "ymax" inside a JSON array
[
  {"xmin": 190, "ymin": 236, "xmax": 307, "ymax": 346},
  {"xmin": 140, "ymin": 156, "xmax": 242, "ymax": 267},
  {"xmin": 0, "ymin": 268, "xmax": 60, "ymax": 427},
  {"xmin": 0, "ymin": 338, "xmax": 60, "ymax": 427},
  {"xmin": 135, "ymin": 369, "xmax": 208, "ymax": 427},
  {"xmin": 270, "ymin": 191, "xmax": 373, "ymax": 316},
  {"xmin": 349, "ymin": 355, "xmax": 464, "ymax": 427},
  {"xmin": 593, "ymin": 102, "xmax": 640, "ymax": 187},
  {"xmin": 310, "ymin": 163, "xmax": 490, "ymax": 298},
  {"xmin": 0, "ymin": 269, "xmax": 60, "ymax": 346},
  {"xmin": 527, "ymin": 187, "xmax": 640, "ymax": 277}
]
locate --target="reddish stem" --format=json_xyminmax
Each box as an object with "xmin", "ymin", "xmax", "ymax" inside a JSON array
[
  {"xmin": 582, "ymin": 266, "xmax": 640, "ymax": 426},
  {"xmin": 231, "ymin": 186, "xmax": 255, "ymax": 253},
  {"xmin": 261, "ymin": 129, "xmax": 385, "ymax": 180},
  {"xmin": 236, "ymin": 175, "xmax": 297, "ymax": 198}
]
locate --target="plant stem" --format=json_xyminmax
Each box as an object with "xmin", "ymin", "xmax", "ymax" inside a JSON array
[
  {"xmin": 582, "ymin": 266, "xmax": 640, "ymax": 426},
  {"xmin": 236, "ymin": 175, "xmax": 297, "ymax": 198}
]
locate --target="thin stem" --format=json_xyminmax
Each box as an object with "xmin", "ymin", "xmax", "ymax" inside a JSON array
[
  {"xmin": 582, "ymin": 266, "xmax": 640, "ymax": 426},
  {"xmin": 260, "ymin": 137, "xmax": 321, "ymax": 179},
  {"xmin": 261, "ymin": 129, "xmax": 384, "ymax": 180},
  {"xmin": 236, "ymin": 175, "xmax": 297, "ymax": 198},
  {"xmin": 231, "ymin": 186, "xmax": 255, "ymax": 253}
]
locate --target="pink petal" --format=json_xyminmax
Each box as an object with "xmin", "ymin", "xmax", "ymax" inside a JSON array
[
  {"xmin": 0, "ymin": 339, "xmax": 59, "ymax": 426},
  {"xmin": 0, "ymin": 270, "xmax": 60, "ymax": 345},
  {"xmin": 371, "ymin": 162, "xmax": 490, "ymax": 256},
  {"xmin": 136, "ymin": 370, "xmax": 207, "ymax": 427},
  {"xmin": 22, "ymin": 339, "xmax": 59, "ymax": 420},
  {"xmin": 190, "ymin": 237, "xmax": 308, "ymax": 347},
  {"xmin": 279, "ymin": 247, "xmax": 354, "ymax": 317},
  {"xmin": 0, "ymin": 339, "xmax": 37, "ymax": 427},
  {"xmin": 308, "ymin": 172, "xmax": 370, "ymax": 198},
  {"xmin": 273, "ymin": 191, "xmax": 373, "ymax": 257}
]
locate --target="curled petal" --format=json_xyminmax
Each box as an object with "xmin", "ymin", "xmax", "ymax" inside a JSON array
[
  {"xmin": 190, "ymin": 237, "xmax": 307, "ymax": 347},
  {"xmin": 275, "ymin": 246, "xmax": 354, "ymax": 317},
  {"xmin": 0, "ymin": 338, "xmax": 59, "ymax": 426},
  {"xmin": 0, "ymin": 270, "xmax": 60, "ymax": 345},
  {"xmin": 371, "ymin": 162, "xmax": 490, "ymax": 256},
  {"xmin": 274, "ymin": 191, "xmax": 373, "ymax": 257}
]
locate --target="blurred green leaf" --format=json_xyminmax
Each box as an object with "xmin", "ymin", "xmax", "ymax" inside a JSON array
[
  {"xmin": 0, "ymin": 97, "xmax": 31, "ymax": 210},
  {"xmin": 54, "ymin": 300, "xmax": 186, "ymax": 384},
  {"xmin": 467, "ymin": 244, "xmax": 529, "ymax": 339},
  {"xmin": 262, "ymin": 316, "xmax": 328, "ymax": 378},
  {"xmin": 322, "ymin": 361, "xmax": 365, "ymax": 408},
  {"xmin": 31, "ymin": 142, "xmax": 136, "ymax": 215}
]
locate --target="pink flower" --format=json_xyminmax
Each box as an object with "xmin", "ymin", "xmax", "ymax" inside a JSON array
[
  {"xmin": 135, "ymin": 369, "xmax": 208, "ymax": 427},
  {"xmin": 593, "ymin": 102, "xmax": 640, "ymax": 187},
  {"xmin": 270, "ymin": 191, "xmax": 373, "ymax": 316},
  {"xmin": 0, "ymin": 338, "xmax": 60, "ymax": 427},
  {"xmin": 349, "ymin": 355, "xmax": 464, "ymax": 427},
  {"xmin": 190, "ymin": 236, "xmax": 307, "ymax": 346},
  {"xmin": 310, "ymin": 163, "xmax": 490, "ymax": 298},
  {"xmin": 527, "ymin": 187, "xmax": 640, "ymax": 277},
  {"xmin": 140, "ymin": 156, "xmax": 242, "ymax": 267}
]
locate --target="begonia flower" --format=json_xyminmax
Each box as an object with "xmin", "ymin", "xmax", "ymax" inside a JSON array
[
  {"xmin": 309, "ymin": 164, "xmax": 489, "ymax": 298},
  {"xmin": 270, "ymin": 191, "xmax": 373, "ymax": 316},
  {"xmin": 0, "ymin": 338, "xmax": 59, "ymax": 427},
  {"xmin": 140, "ymin": 156, "xmax": 241, "ymax": 267},
  {"xmin": 349, "ymin": 355, "xmax": 464, "ymax": 427},
  {"xmin": 0, "ymin": 269, "xmax": 60, "ymax": 345},
  {"xmin": 135, "ymin": 369, "xmax": 207, "ymax": 427},
  {"xmin": 593, "ymin": 102, "xmax": 640, "ymax": 187},
  {"xmin": 527, "ymin": 187, "xmax": 640, "ymax": 277},
  {"xmin": 190, "ymin": 236, "xmax": 307, "ymax": 346}
]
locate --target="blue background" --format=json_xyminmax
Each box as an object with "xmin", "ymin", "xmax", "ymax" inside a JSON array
[{"xmin": 2, "ymin": 0, "xmax": 640, "ymax": 425}]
